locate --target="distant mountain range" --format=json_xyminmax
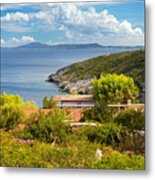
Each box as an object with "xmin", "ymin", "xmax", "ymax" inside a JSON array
[
  {"xmin": 15, "ymin": 42, "xmax": 104, "ymax": 49},
  {"xmin": 17, "ymin": 42, "xmax": 51, "ymax": 49},
  {"xmin": 1, "ymin": 42, "xmax": 144, "ymax": 50}
]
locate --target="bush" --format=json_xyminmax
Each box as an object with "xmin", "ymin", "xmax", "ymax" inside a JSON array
[
  {"xmin": 0, "ymin": 130, "xmax": 53, "ymax": 168},
  {"xmin": 78, "ymin": 123, "xmax": 123, "ymax": 147},
  {"xmin": 77, "ymin": 122, "xmax": 144, "ymax": 154},
  {"xmin": 91, "ymin": 147, "xmax": 144, "ymax": 170},
  {"xmin": 0, "ymin": 105, "xmax": 24, "ymax": 130},
  {"xmin": 0, "ymin": 93, "xmax": 24, "ymax": 106},
  {"xmin": 22, "ymin": 101, "xmax": 37, "ymax": 110},
  {"xmin": 44, "ymin": 139, "xmax": 98, "ymax": 168},
  {"xmin": 118, "ymin": 129, "xmax": 145, "ymax": 154},
  {"xmin": 42, "ymin": 96, "xmax": 56, "ymax": 108},
  {"xmin": 0, "ymin": 130, "xmax": 97, "ymax": 168},
  {"xmin": 114, "ymin": 109, "xmax": 145, "ymax": 131},
  {"xmin": 82, "ymin": 99, "xmax": 112, "ymax": 123},
  {"xmin": 0, "ymin": 93, "xmax": 37, "ymax": 130},
  {"xmin": 0, "ymin": 129, "xmax": 144, "ymax": 169},
  {"xmin": 20, "ymin": 109, "xmax": 71, "ymax": 144},
  {"xmin": 114, "ymin": 109, "xmax": 145, "ymax": 153}
]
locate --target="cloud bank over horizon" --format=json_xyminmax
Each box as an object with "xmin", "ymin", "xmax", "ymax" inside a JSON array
[{"xmin": 1, "ymin": 2, "xmax": 144, "ymax": 47}]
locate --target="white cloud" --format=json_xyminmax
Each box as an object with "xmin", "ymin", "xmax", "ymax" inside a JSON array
[
  {"xmin": 37, "ymin": 4, "xmax": 144, "ymax": 45},
  {"xmin": 11, "ymin": 37, "xmax": 20, "ymax": 43},
  {"xmin": 1, "ymin": 2, "xmax": 144, "ymax": 46},
  {"xmin": 1, "ymin": 12, "xmax": 29, "ymax": 22},
  {"xmin": 1, "ymin": 38, "xmax": 5, "ymax": 45},
  {"xmin": 21, "ymin": 36, "xmax": 35, "ymax": 42},
  {"xmin": 1, "ymin": 12, "xmax": 32, "ymax": 33},
  {"xmin": 1, "ymin": 36, "xmax": 35, "ymax": 47}
]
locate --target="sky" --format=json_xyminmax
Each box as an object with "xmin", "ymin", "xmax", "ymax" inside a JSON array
[{"xmin": 0, "ymin": 0, "xmax": 145, "ymax": 47}]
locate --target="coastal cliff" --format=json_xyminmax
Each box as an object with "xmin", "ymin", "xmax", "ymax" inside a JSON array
[
  {"xmin": 48, "ymin": 67, "xmax": 93, "ymax": 94},
  {"xmin": 47, "ymin": 49, "xmax": 145, "ymax": 94}
]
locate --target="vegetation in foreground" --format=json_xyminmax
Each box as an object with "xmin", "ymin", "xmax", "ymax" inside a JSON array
[{"xmin": 0, "ymin": 89, "xmax": 144, "ymax": 169}]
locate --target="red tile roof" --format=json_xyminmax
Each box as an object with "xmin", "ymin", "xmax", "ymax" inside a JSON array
[{"xmin": 24, "ymin": 108, "xmax": 83, "ymax": 122}]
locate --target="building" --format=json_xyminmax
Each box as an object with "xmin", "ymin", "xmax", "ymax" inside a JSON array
[
  {"xmin": 53, "ymin": 95, "xmax": 94, "ymax": 108},
  {"xmin": 53, "ymin": 95, "xmax": 144, "ymax": 113}
]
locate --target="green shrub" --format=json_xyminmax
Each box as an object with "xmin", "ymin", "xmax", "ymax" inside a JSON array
[
  {"xmin": 43, "ymin": 139, "xmax": 98, "ymax": 168},
  {"xmin": 114, "ymin": 109, "xmax": 144, "ymax": 131},
  {"xmin": 0, "ymin": 130, "xmax": 53, "ymax": 168},
  {"xmin": 78, "ymin": 123, "xmax": 123, "ymax": 147},
  {"xmin": 0, "ymin": 92, "xmax": 24, "ymax": 106},
  {"xmin": 82, "ymin": 99, "xmax": 112, "ymax": 123},
  {"xmin": 0, "ymin": 105, "xmax": 24, "ymax": 130},
  {"xmin": 42, "ymin": 96, "xmax": 56, "ymax": 108},
  {"xmin": 0, "ymin": 93, "xmax": 37, "ymax": 130},
  {"xmin": 118, "ymin": 130, "xmax": 145, "ymax": 154},
  {"xmin": 20, "ymin": 109, "xmax": 71, "ymax": 144},
  {"xmin": 0, "ymin": 92, "xmax": 37, "ymax": 109},
  {"xmin": 0, "ymin": 130, "xmax": 144, "ymax": 169},
  {"xmin": 0, "ymin": 130, "xmax": 97, "ymax": 168},
  {"xmin": 90, "ymin": 147, "xmax": 144, "ymax": 170},
  {"xmin": 22, "ymin": 101, "xmax": 37, "ymax": 110},
  {"xmin": 114, "ymin": 109, "xmax": 145, "ymax": 153}
]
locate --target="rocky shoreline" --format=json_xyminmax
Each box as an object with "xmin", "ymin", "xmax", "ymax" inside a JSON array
[
  {"xmin": 47, "ymin": 67, "xmax": 93, "ymax": 94},
  {"xmin": 47, "ymin": 49, "xmax": 144, "ymax": 95}
]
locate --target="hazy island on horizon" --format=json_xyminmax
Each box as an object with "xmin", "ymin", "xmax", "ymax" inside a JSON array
[{"xmin": 1, "ymin": 42, "xmax": 144, "ymax": 50}]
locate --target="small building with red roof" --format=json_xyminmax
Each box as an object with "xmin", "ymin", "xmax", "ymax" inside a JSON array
[{"xmin": 53, "ymin": 95, "xmax": 94, "ymax": 108}]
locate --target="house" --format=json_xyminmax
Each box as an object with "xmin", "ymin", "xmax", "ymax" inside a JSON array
[
  {"xmin": 53, "ymin": 95, "xmax": 144, "ymax": 111},
  {"xmin": 53, "ymin": 95, "xmax": 95, "ymax": 108}
]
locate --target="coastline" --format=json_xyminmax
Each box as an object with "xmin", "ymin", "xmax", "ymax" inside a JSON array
[
  {"xmin": 47, "ymin": 49, "xmax": 145, "ymax": 95},
  {"xmin": 47, "ymin": 70, "xmax": 93, "ymax": 95}
]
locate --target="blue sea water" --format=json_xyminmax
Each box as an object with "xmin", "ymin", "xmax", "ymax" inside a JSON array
[{"xmin": 1, "ymin": 47, "xmax": 140, "ymax": 107}]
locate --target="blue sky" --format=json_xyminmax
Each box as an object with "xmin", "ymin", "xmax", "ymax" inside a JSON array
[{"xmin": 1, "ymin": 1, "xmax": 144, "ymax": 47}]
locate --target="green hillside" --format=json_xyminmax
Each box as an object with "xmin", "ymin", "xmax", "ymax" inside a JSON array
[{"xmin": 61, "ymin": 49, "xmax": 145, "ymax": 89}]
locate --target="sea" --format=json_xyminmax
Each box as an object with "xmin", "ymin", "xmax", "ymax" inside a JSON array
[{"xmin": 1, "ymin": 47, "xmax": 141, "ymax": 107}]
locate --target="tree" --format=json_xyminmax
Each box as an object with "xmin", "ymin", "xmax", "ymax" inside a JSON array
[
  {"xmin": 83, "ymin": 74, "xmax": 139, "ymax": 123},
  {"xmin": 82, "ymin": 99, "xmax": 112, "ymax": 123},
  {"xmin": 42, "ymin": 96, "xmax": 56, "ymax": 108},
  {"xmin": 42, "ymin": 96, "xmax": 49, "ymax": 108},
  {"xmin": 0, "ymin": 93, "xmax": 37, "ymax": 130},
  {"xmin": 92, "ymin": 74, "xmax": 139, "ymax": 104}
]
